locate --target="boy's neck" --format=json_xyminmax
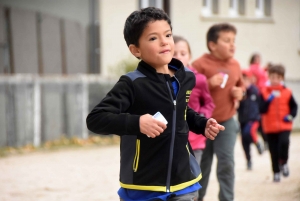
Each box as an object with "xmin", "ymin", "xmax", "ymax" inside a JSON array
[{"xmin": 210, "ymin": 52, "xmax": 232, "ymax": 61}]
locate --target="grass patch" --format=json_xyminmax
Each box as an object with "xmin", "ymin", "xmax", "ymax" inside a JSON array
[{"xmin": 0, "ymin": 135, "xmax": 120, "ymax": 158}]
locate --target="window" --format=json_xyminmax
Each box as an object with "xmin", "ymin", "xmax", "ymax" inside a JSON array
[
  {"xmin": 140, "ymin": 0, "xmax": 163, "ymax": 9},
  {"xmin": 229, "ymin": 0, "xmax": 245, "ymax": 17},
  {"xmin": 256, "ymin": 0, "xmax": 272, "ymax": 17},
  {"xmin": 202, "ymin": 0, "xmax": 219, "ymax": 16},
  {"xmin": 139, "ymin": 0, "xmax": 170, "ymax": 16}
]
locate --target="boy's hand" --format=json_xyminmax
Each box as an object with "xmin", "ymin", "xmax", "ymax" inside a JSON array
[
  {"xmin": 283, "ymin": 114, "xmax": 293, "ymax": 122},
  {"xmin": 231, "ymin": 86, "xmax": 244, "ymax": 101},
  {"xmin": 140, "ymin": 114, "xmax": 167, "ymax": 138},
  {"xmin": 205, "ymin": 118, "xmax": 225, "ymax": 140},
  {"xmin": 267, "ymin": 94, "xmax": 275, "ymax": 102},
  {"xmin": 208, "ymin": 73, "xmax": 224, "ymax": 88}
]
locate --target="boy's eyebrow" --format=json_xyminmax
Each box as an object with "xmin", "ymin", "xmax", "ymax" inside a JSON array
[{"xmin": 146, "ymin": 29, "xmax": 172, "ymax": 37}]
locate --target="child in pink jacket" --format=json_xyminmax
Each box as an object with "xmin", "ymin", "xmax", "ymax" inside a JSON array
[
  {"xmin": 174, "ymin": 35, "xmax": 215, "ymax": 200},
  {"xmin": 173, "ymin": 35, "xmax": 215, "ymax": 165}
]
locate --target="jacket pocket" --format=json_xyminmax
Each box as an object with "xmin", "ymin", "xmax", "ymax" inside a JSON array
[
  {"xmin": 133, "ymin": 139, "xmax": 140, "ymax": 172},
  {"xmin": 186, "ymin": 145, "xmax": 201, "ymax": 177}
]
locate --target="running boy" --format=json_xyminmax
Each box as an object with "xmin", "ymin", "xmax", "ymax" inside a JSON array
[
  {"xmin": 192, "ymin": 23, "xmax": 244, "ymax": 201},
  {"xmin": 259, "ymin": 64, "xmax": 298, "ymax": 182},
  {"xmin": 86, "ymin": 7, "xmax": 225, "ymax": 201},
  {"xmin": 238, "ymin": 70, "xmax": 263, "ymax": 171}
]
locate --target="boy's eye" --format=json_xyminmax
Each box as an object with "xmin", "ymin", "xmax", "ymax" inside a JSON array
[
  {"xmin": 149, "ymin": 37, "xmax": 156, "ymax": 41},
  {"xmin": 166, "ymin": 34, "xmax": 172, "ymax": 37}
]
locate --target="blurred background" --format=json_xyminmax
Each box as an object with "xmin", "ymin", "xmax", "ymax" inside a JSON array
[{"xmin": 0, "ymin": 0, "xmax": 299, "ymax": 148}]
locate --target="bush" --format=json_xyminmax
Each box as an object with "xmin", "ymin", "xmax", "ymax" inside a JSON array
[{"xmin": 112, "ymin": 55, "xmax": 140, "ymax": 76}]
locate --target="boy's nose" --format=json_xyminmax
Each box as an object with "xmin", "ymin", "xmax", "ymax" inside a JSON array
[{"xmin": 161, "ymin": 38, "xmax": 168, "ymax": 46}]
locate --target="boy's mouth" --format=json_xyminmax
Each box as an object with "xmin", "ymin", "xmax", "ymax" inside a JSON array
[{"xmin": 160, "ymin": 49, "xmax": 170, "ymax": 54}]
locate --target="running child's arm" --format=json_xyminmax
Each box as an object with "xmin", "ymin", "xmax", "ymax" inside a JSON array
[
  {"xmin": 258, "ymin": 93, "xmax": 274, "ymax": 114},
  {"xmin": 284, "ymin": 94, "xmax": 298, "ymax": 121},
  {"xmin": 198, "ymin": 76, "xmax": 215, "ymax": 118},
  {"xmin": 139, "ymin": 114, "xmax": 167, "ymax": 138},
  {"xmin": 86, "ymin": 76, "xmax": 140, "ymax": 136},
  {"xmin": 186, "ymin": 106, "xmax": 208, "ymax": 135},
  {"xmin": 204, "ymin": 118, "xmax": 225, "ymax": 140}
]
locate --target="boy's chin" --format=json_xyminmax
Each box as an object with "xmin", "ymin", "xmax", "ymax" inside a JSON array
[{"xmin": 224, "ymin": 53, "xmax": 234, "ymax": 60}]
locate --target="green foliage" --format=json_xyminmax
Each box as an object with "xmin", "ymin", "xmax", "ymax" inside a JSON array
[{"xmin": 112, "ymin": 56, "xmax": 140, "ymax": 76}]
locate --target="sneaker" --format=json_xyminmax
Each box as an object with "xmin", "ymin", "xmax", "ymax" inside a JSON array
[
  {"xmin": 273, "ymin": 173, "xmax": 280, "ymax": 182},
  {"xmin": 280, "ymin": 164, "xmax": 289, "ymax": 177},
  {"xmin": 247, "ymin": 160, "xmax": 252, "ymax": 170},
  {"xmin": 256, "ymin": 142, "xmax": 264, "ymax": 155}
]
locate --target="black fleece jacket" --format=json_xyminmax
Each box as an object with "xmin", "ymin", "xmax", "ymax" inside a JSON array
[{"xmin": 86, "ymin": 58, "xmax": 208, "ymax": 192}]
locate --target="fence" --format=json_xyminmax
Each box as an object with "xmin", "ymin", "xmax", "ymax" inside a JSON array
[
  {"xmin": 0, "ymin": 75, "xmax": 299, "ymax": 148},
  {"xmin": 0, "ymin": 75, "xmax": 115, "ymax": 148}
]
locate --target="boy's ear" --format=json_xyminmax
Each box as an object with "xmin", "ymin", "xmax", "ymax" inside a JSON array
[
  {"xmin": 129, "ymin": 44, "xmax": 141, "ymax": 58},
  {"xmin": 208, "ymin": 41, "xmax": 217, "ymax": 52}
]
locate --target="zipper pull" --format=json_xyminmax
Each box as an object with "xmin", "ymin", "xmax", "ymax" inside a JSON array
[{"xmin": 173, "ymin": 100, "xmax": 176, "ymax": 106}]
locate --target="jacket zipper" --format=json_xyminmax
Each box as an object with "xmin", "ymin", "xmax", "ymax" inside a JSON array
[{"xmin": 165, "ymin": 76, "xmax": 180, "ymax": 192}]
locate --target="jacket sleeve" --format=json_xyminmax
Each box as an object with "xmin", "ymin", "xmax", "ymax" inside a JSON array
[
  {"xmin": 254, "ymin": 88, "xmax": 261, "ymax": 121},
  {"xmin": 86, "ymin": 76, "xmax": 140, "ymax": 136},
  {"xmin": 289, "ymin": 94, "xmax": 298, "ymax": 118},
  {"xmin": 186, "ymin": 106, "xmax": 208, "ymax": 136},
  {"xmin": 197, "ymin": 75, "xmax": 215, "ymax": 118},
  {"xmin": 259, "ymin": 94, "xmax": 271, "ymax": 114}
]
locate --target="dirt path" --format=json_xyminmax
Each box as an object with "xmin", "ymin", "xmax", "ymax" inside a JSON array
[{"xmin": 1, "ymin": 134, "xmax": 300, "ymax": 201}]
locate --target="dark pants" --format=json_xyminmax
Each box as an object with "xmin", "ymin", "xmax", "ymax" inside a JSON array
[
  {"xmin": 266, "ymin": 131, "xmax": 290, "ymax": 173},
  {"xmin": 240, "ymin": 123, "xmax": 255, "ymax": 162},
  {"xmin": 258, "ymin": 120, "xmax": 267, "ymax": 143},
  {"xmin": 198, "ymin": 117, "xmax": 239, "ymax": 201}
]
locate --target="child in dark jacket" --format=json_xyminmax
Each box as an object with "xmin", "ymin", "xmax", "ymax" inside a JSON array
[
  {"xmin": 238, "ymin": 70, "xmax": 263, "ymax": 170},
  {"xmin": 259, "ymin": 64, "xmax": 298, "ymax": 182},
  {"xmin": 86, "ymin": 7, "xmax": 225, "ymax": 201}
]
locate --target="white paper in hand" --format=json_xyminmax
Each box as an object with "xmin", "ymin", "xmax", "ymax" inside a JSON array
[
  {"xmin": 152, "ymin": 112, "xmax": 168, "ymax": 124},
  {"xmin": 220, "ymin": 73, "xmax": 229, "ymax": 88}
]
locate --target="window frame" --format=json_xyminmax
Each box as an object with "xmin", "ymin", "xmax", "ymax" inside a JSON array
[{"xmin": 202, "ymin": 0, "xmax": 218, "ymax": 16}]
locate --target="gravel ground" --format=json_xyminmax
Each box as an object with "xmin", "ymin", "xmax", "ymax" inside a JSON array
[{"xmin": 0, "ymin": 134, "xmax": 300, "ymax": 201}]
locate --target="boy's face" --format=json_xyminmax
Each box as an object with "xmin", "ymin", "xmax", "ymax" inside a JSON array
[
  {"xmin": 269, "ymin": 73, "xmax": 283, "ymax": 86},
  {"xmin": 209, "ymin": 31, "xmax": 236, "ymax": 60},
  {"xmin": 242, "ymin": 76, "xmax": 251, "ymax": 88},
  {"xmin": 129, "ymin": 20, "xmax": 174, "ymax": 69}
]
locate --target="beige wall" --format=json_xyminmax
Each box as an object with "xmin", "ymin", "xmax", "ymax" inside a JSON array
[
  {"xmin": 99, "ymin": 0, "xmax": 138, "ymax": 77},
  {"xmin": 171, "ymin": 0, "xmax": 300, "ymax": 80},
  {"xmin": 99, "ymin": 0, "xmax": 300, "ymax": 79}
]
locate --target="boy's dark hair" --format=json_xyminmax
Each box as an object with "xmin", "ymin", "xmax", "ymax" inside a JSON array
[
  {"xmin": 123, "ymin": 7, "xmax": 172, "ymax": 47},
  {"xmin": 268, "ymin": 64, "xmax": 285, "ymax": 78},
  {"xmin": 206, "ymin": 23, "xmax": 237, "ymax": 51},
  {"xmin": 173, "ymin": 35, "xmax": 192, "ymax": 56}
]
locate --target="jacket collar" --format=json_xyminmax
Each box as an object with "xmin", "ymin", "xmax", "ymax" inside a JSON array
[
  {"xmin": 137, "ymin": 58, "xmax": 186, "ymax": 82},
  {"xmin": 266, "ymin": 84, "xmax": 285, "ymax": 91}
]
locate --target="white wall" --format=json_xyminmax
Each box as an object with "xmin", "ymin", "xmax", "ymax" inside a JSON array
[
  {"xmin": 99, "ymin": 0, "xmax": 138, "ymax": 77},
  {"xmin": 171, "ymin": 0, "xmax": 300, "ymax": 80}
]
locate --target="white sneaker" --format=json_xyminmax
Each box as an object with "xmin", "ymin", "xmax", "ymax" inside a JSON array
[
  {"xmin": 273, "ymin": 173, "xmax": 280, "ymax": 182},
  {"xmin": 281, "ymin": 164, "xmax": 289, "ymax": 177}
]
